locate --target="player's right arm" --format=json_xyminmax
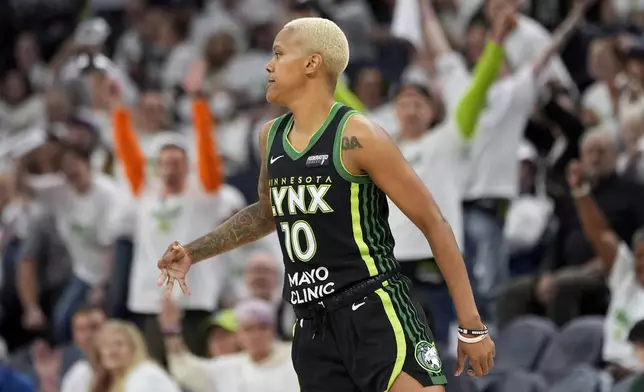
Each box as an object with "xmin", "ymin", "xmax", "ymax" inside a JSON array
[
  {"xmin": 157, "ymin": 122, "xmax": 276, "ymax": 296},
  {"xmin": 180, "ymin": 122, "xmax": 276, "ymax": 262}
]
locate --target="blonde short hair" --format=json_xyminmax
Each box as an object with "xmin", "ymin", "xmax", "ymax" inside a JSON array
[{"xmin": 283, "ymin": 17, "xmax": 350, "ymax": 81}]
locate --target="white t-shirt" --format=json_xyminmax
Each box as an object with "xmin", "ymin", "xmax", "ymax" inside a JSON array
[
  {"xmin": 61, "ymin": 360, "xmax": 92, "ymax": 392},
  {"xmin": 604, "ymin": 242, "xmax": 644, "ymax": 372},
  {"xmin": 29, "ymin": 173, "xmax": 119, "ymax": 284},
  {"xmin": 464, "ymin": 67, "xmax": 537, "ymax": 200},
  {"xmin": 209, "ymin": 343, "xmax": 299, "ymax": 392},
  {"xmin": 124, "ymin": 362, "xmax": 181, "ymax": 392},
  {"xmin": 124, "ymin": 182, "xmax": 246, "ymax": 313},
  {"xmin": 504, "ymin": 15, "xmax": 576, "ymax": 96},
  {"xmin": 435, "ymin": 53, "xmax": 537, "ymax": 200},
  {"xmin": 388, "ymin": 121, "xmax": 467, "ymax": 260}
]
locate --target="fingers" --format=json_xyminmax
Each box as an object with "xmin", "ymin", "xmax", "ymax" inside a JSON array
[
  {"xmin": 468, "ymin": 357, "xmax": 485, "ymax": 378},
  {"xmin": 164, "ymin": 278, "xmax": 175, "ymax": 299},
  {"xmin": 157, "ymin": 270, "xmax": 168, "ymax": 287},
  {"xmin": 178, "ymin": 278, "xmax": 191, "ymax": 296},
  {"xmin": 157, "ymin": 244, "xmax": 175, "ymax": 269},
  {"xmin": 487, "ymin": 353, "xmax": 495, "ymax": 374},
  {"xmin": 455, "ymin": 348, "xmax": 465, "ymax": 376}
]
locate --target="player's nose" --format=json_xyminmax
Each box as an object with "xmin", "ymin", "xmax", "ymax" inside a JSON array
[{"xmin": 265, "ymin": 60, "xmax": 274, "ymax": 73}]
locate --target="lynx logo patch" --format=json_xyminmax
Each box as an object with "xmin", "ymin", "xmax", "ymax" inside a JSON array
[{"xmin": 415, "ymin": 341, "xmax": 442, "ymax": 374}]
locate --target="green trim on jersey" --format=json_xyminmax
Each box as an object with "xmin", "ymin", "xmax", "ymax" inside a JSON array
[
  {"xmin": 384, "ymin": 277, "xmax": 447, "ymax": 385},
  {"xmin": 332, "ymin": 110, "xmax": 372, "ymax": 184},
  {"xmin": 350, "ymin": 182, "xmax": 379, "ymax": 277},
  {"xmin": 360, "ymin": 184, "xmax": 396, "ymax": 272},
  {"xmin": 283, "ymin": 102, "xmax": 342, "ymax": 160},
  {"xmin": 374, "ymin": 287, "xmax": 407, "ymax": 391},
  {"xmin": 265, "ymin": 116, "xmax": 287, "ymax": 167}
]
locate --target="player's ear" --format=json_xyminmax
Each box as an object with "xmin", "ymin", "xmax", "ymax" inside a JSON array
[{"xmin": 304, "ymin": 53, "xmax": 323, "ymax": 75}]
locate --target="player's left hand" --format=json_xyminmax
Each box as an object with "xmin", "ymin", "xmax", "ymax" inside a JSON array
[{"xmin": 455, "ymin": 335, "xmax": 496, "ymax": 377}]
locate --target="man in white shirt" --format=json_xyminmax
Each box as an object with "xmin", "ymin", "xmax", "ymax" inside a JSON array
[
  {"xmin": 568, "ymin": 159, "xmax": 644, "ymax": 377},
  {"xmin": 26, "ymin": 147, "xmax": 118, "ymax": 344},
  {"xmin": 115, "ymin": 138, "xmax": 245, "ymax": 363},
  {"xmin": 438, "ymin": 1, "xmax": 589, "ymax": 308}
]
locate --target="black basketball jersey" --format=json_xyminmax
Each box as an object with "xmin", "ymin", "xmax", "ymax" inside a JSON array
[{"xmin": 266, "ymin": 102, "xmax": 399, "ymax": 305}]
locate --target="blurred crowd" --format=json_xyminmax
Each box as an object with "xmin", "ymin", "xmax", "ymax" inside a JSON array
[{"xmin": 0, "ymin": 0, "xmax": 644, "ymax": 391}]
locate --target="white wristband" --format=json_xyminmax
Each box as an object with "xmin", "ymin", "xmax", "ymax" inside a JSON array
[{"xmin": 458, "ymin": 333, "xmax": 489, "ymax": 344}]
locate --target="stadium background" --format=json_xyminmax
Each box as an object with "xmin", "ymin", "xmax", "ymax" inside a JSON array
[{"xmin": 0, "ymin": 0, "xmax": 643, "ymax": 391}]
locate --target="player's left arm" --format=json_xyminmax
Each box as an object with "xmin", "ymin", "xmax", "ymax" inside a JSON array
[
  {"xmin": 342, "ymin": 115, "xmax": 481, "ymax": 328},
  {"xmin": 342, "ymin": 115, "xmax": 495, "ymax": 377}
]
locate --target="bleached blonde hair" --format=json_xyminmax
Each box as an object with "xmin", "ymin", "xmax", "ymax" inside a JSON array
[{"xmin": 283, "ymin": 17, "xmax": 350, "ymax": 83}]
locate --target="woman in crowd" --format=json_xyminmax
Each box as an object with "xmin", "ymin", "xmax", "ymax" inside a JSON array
[{"xmin": 90, "ymin": 321, "xmax": 179, "ymax": 392}]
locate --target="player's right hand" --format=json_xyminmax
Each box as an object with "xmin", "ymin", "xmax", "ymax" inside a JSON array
[{"xmin": 157, "ymin": 241, "xmax": 193, "ymax": 298}]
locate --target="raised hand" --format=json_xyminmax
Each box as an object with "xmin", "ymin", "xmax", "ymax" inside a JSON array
[
  {"xmin": 567, "ymin": 160, "xmax": 583, "ymax": 189},
  {"xmin": 157, "ymin": 241, "xmax": 193, "ymax": 298},
  {"xmin": 158, "ymin": 296, "xmax": 183, "ymax": 332},
  {"xmin": 32, "ymin": 340, "xmax": 62, "ymax": 392},
  {"xmin": 491, "ymin": 3, "xmax": 518, "ymax": 43}
]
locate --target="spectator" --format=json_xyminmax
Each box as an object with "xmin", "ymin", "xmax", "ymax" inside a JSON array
[
  {"xmin": 166, "ymin": 298, "xmax": 298, "ymax": 392},
  {"xmin": 13, "ymin": 32, "xmax": 53, "ymax": 92},
  {"xmin": 159, "ymin": 297, "xmax": 240, "ymax": 367},
  {"xmin": 202, "ymin": 310, "xmax": 241, "ymax": 357},
  {"xmin": 498, "ymin": 129, "xmax": 644, "ymax": 327},
  {"xmin": 616, "ymin": 105, "xmax": 644, "ymax": 183},
  {"xmin": 567, "ymin": 159, "xmax": 644, "ymax": 379},
  {"xmin": 629, "ymin": 319, "xmax": 644, "ymax": 365},
  {"xmin": 108, "ymin": 81, "xmax": 244, "ymax": 363},
  {"xmin": 90, "ymin": 320, "xmax": 181, "ymax": 392},
  {"xmin": 243, "ymin": 252, "xmax": 295, "ymax": 341},
  {"xmin": 22, "ymin": 147, "xmax": 118, "ymax": 344},
  {"xmin": 483, "ymin": 0, "xmax": 578, "ymax": 96},
  {"xmin": 582, "ymin": 38, "xmax": 625, "ymax": 127},
  {"xmin": 17, "ymin": 211, "xmax": 72, "ymax": 338},
  {"xmin": 20, "ymin": 306, "xmax": 106, "ymax": 392},
  {"xmin": 0, "ymin": 70, "xmax": 46, "ymax": 137},
  {"xmin": 0, "ymin": 364, "xmax": 34, "ymax": 392}
]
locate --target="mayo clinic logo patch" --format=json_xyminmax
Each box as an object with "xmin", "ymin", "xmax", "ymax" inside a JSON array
[
  {"xmin": 306, "ymin": 154, "xmax": 330, "ymax": 168},
  {"xmin": 415, "ymin": 341, "xmax": 442, "ymax": 374}
]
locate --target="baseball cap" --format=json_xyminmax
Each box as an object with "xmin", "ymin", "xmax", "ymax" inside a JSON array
[{"xmin": 204, "ymin": 309, "xmax": 238, "ymax": 333}]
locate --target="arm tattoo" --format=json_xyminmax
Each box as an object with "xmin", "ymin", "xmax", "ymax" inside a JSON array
[
  {"xmin": 183, "ymin": 201, "xmax": 275, "ymax": 263},
  {"xmin": 342, "ymin": 136, "xmax": 363, "ymax": 150}
]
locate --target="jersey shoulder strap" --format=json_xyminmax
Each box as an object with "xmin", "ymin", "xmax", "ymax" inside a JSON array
[{"xmin": 265, "ymin": 113, "xmax": 293, "ymax": 166}]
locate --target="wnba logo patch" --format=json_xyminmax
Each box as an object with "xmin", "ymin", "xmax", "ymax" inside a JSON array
[{"xmin": 415, "ymin": 341, "xmax": 442, "ymax": 374}]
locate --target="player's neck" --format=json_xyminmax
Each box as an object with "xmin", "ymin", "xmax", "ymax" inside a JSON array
[{"xmin": 287, "ymin": 92, "xmax": 336, "ymax": 136}]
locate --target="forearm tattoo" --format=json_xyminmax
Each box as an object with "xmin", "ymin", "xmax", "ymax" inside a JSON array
[{"xmin": 183, "ymin": 202, "xmax": 275, "ymax": 263}]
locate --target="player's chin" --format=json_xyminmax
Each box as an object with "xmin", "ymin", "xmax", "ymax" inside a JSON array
[{"xmin": 265, "ymin": 89, "xmax": 280, "ymax": 105}]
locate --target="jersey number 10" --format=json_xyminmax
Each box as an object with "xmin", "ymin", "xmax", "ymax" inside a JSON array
[{"xmin": 279, "ymin": 221, "xmax": 317, "ymax": 262}]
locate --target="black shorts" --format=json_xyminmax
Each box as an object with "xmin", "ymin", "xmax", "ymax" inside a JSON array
[{"xmin": 292, "ymin": 275, "xmax": 447, "ymax": 392}]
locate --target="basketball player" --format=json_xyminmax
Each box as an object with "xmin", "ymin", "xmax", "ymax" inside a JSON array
[{"xmin": 157, "ymin": 18, "xmax": 495, "ymax": 391}]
